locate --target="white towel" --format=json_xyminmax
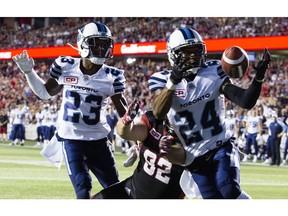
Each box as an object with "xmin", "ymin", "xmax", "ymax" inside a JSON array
[
  {"xmin": 180, "ymin": 170, "xmax": 202, "ymax": 199},
  {"xmin": 40, "ymin": 134, "xmax": 63, "ymax": 170}
]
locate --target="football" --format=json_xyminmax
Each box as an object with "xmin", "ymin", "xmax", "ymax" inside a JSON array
[{"xmin": 221, "ymin": 45, "xmax": 249, "ymax": 78}]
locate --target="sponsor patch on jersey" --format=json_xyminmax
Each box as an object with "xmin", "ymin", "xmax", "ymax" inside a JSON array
[
  {"xmin": 174, "ymin": 89, "xmax": 186, "ymax": 98},
  {"xmin": 149, "ymin": 128, "xmax": 162, "ymax": 140},
  {"xmin": 64, "ymin": 76, "xmax": 78, "ymax": 84}
]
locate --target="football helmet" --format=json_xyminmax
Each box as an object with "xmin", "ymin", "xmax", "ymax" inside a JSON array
[
  {"xmin": 167, "ymin": 27, "xmax": 207, "ymax": 76},
  {"xmin": 77, "ymin": 22, "xmax": 114, "ymax": 65},
  {"xmin": 226, "ymin": 110, "xmax": 235, "ymax": 118}
]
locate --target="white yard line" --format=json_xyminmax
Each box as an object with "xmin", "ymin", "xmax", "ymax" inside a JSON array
[
  {"xmin": 0, "ymin": 176, "xmax": 69, "ymax": 181},
  {"xmin": 0, "ymin": 159, "xmax": 53, "ymax": 166}
]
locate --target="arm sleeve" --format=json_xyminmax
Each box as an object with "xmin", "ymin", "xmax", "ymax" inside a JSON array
[
  {"xmin": 223, "ymin": 79, "xmax": 262, "ymax": 109},
  {"xmin": 25, "ymin": 69, "xmax": 52, "ymax": 100}
]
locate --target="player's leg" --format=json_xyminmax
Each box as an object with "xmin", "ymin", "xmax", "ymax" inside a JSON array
[
  {"xmin": 85, "ymin": 138, "xmax": 119, "ymax": 188},
  {"xmin": 190, "ymin": 156, "xmax": 223, "ymax": 199},
  {"xmin": 91, "ymin": 178, "xmax": 131, "ymax": 199},
  {"xmin": 63, "ymin": 140, "xmax": 92, "ymax": 199},
  {"xmin": 9, "ymin": 124, "xmax": 18, "ymax": 146},
  {"xmin": 19, "ymin": 125, "xmax": 25, "ymax": 146},
  {"xmin": 281, "ymin": 138, "xmax": 288, "ymax": 165},
  {"xmin": 251, "ymin": 134, "xmax": 258, "ymax": 162},
  {"xmin": 214, "ymin": 142, "xmax": 250, "ymax": 199}
]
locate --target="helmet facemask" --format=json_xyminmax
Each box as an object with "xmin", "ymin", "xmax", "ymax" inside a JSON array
[
  {"xmin": 168, "ymin": 42, "xmax": 206, "ymax": 76},
  {"xmin": 80, "ymin": 36, "xmax": 114, "ymax": 64}
]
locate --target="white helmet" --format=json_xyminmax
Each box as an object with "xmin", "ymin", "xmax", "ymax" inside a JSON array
[
  {"xmin": 167, "ymin": 27, "xmax": 206, "ymax": 76},
  {"xmin": 226, "ymin": 110, "xmax": 235, "ymax": 118},
  {"xmin": 77, "ymin": 22, "xmax": 114, "ymax": 65}
]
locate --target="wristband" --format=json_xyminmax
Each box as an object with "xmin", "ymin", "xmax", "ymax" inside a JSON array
[{"xmin": 165, "ymin": 78, "xmax": 177, "ymax": 90}]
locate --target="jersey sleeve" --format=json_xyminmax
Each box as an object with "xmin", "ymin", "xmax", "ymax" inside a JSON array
[
  {"xmin": 112, "ymin": 69, "xmax": 126, "ymax": 94},
  {"xmin": 104, "ymin": 66, "xmax": 126, "ymax": 94},
  {"xmin": 148, "ymin": 70, "xmax": 170, "ymax": 93},
  {"xmin": 49, "ymin": 56, "xmax": 76, "ymax": 80}
]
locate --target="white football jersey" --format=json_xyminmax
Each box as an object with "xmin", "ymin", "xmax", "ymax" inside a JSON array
[
  {"xmin": 11, "ymin": 106, "xmax": 28, "ymax": 125},
  {"xmin": 35, "ymin": 111, "xmax": 44, "ymax": 127},
  {"xmin": 50, "ymin": 56, "xmax": 125, "ymax": 140},
  {"xmin": 246, "ymin": 116, "xmax": 262, "ymax": 134},
  {"xmin": 149, "ymin": 60, "xmax": 230, "ymax": 166},
  {"xmin": 224, "ymin": 117, "xmax": 239, "ymax": 138}
]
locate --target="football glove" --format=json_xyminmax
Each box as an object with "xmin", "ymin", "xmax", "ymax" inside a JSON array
[
  {"xmin": 253, "ymin": 48, "xmax": 271, "ymax": 81},
  {"xmin": 159, "ymin": 135, "xmax": 176, "ymax": 155},
  {"xmin": 170, "ymin": 56, "xmax": 193, "ymax": 84},
  {"xmin": 12, "ymin": 50, "xmax": 35, "ymax": 74},
  {"xmin": 123, "ymin": 145, "xmax": 139, "ymax": 167},
  {"xmin": 122, "ymin": 99, "xmax": 140, "ymax": 125}
]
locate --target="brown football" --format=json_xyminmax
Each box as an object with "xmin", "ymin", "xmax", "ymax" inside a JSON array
[{"xmin": 221, "ymin": 45, "xmax": 249, "ymax": 78}]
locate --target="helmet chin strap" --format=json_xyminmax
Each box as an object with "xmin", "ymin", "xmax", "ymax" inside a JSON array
[{"xmin": 88, "ymin": 57, "xmax": 105, "ymax": 65}]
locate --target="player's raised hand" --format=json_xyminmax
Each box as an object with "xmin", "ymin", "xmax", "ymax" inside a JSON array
[
  {"xmin": 253, "ymin": 47, "xmax": 271, "ymax": 81},
  {"xmin": 170, "ymin": 56, "xmax": 193, "ymax": 84},
  {"xmin": 122, "ymin": 99, "xmax": 140, "ymax": 125},
  {"xmin": 12, "ymin": 50, "xmax": 35, "ymax": 74}
]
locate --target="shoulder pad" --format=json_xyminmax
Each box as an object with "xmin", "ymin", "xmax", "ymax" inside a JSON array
[
  {"xmin": 104, "ymin": 65, "xmax": 124, "ymax": 77},
  {"xmin": 205, "ymin": 59, "xmax": 221, "ymax": 67},
  {"xmin": 50, "ymin": 56, "xmax": 78, "ymax": 79}
]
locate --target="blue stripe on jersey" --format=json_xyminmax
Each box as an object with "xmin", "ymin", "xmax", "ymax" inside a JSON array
[
  {"xmin": 217, "ymin": 66, "xmax": 227, "ymax": 79},
  {"xmin": 113, "ymin": 78, "xmax": 125, "ymax": 93},
  {"xmin": 50, "ymin": 62, "xmax": 62, "ymax": 79},
  {"xmin": 148, "ymin": 76, "xmax": 167, "ymax": 84},
  {"xmin": 95, "ymin": 22, "xmax": 107, "ymax": 33},
  {"xmin": 148, "ymin": 76, "xmax": 167, "ymax": 92}
]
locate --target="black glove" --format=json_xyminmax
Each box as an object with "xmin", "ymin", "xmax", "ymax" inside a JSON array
[
  {"xmin": 253, "ymin": 48, "xmax": 271, "ymax": 81},
  {"xmin": 170, "ymin": 56, "xmax": 192, "ymax": 84}
]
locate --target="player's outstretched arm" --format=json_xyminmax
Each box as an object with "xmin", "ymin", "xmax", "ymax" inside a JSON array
[
  {"xmin": 111, "ymin": 94, "xmax": 128, "ymax": 117},
  {"xmin": 116, "ymin": 99, "xmax": 147, "ymax": 141},
  {"xmin": 152, "ymin": 88, "xmax": 174, "ymax": 120},
  {"xmin": 152, "ymin": 56, "xmax": 190, "ymax": 120},
  {"xmin": 12, "ymin": 50, "xmax": 52, "ymax": 100},
  {"xmin": 221, "ymin": 48, "xmax": 271, "ymax": 109}
]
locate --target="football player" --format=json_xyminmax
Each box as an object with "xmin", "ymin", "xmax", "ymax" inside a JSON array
[
  {"xmin": 12, "ymin": 22, "xmax": 128, "ymax": 199},
  {"xmin": 92, "ymin": 99, "xmax": 185, "ymax": 199},
  {"xmin": 148, "ymin": 27, "xmax": 271, "ymax": 199},
  {"xmin": 242, "ymin": 108, "xmax": 263, "ymax": 163},
  {"xmin": 33, "ymin": 106, "xmax": 44, "ymax": 148},
  {"xmin": 9, "ymin": 101, "xmax": 29, "ymax": 146},
  {"xmin": 224, "ymin": 109, "xmax": 239, "ymax": 139}
]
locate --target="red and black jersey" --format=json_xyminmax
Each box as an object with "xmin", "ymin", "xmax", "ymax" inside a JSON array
[
  {"xmin": 130, "ymin": 110, "xmax": 185, "ymax": 199},
  {"xmin": 93, "ymin": 110, "xmax": 185, "ymax": 199}
]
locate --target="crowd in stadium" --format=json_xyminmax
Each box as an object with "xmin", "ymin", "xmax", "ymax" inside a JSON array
[
  {"xmin": 1, "ymin": 17, "xmax": 288, "ymax": 49},
  {"xmin": 0, "ymin": 17, "xmax": 287, "ymax": 166}
]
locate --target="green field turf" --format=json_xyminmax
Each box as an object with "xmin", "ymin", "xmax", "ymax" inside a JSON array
[{"xmin": 0, "ymin": 140, "xmax": 288, "ymax": 199}]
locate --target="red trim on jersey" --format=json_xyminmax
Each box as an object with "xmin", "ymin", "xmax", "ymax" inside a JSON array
[{"xmin": 141, "ymin": 113, "xmax": 152, "ymax": 131}]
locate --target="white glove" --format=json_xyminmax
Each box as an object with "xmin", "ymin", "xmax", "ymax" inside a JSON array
[
  {"xmin": 12, "ymin": 50, "xmax": 35, "ymax": 74},
  {"xmin": 123, "ymin": 145, "xmax": 139, "ymax": 168}
]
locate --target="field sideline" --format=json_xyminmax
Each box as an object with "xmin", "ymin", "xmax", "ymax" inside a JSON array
[{"xmin": 0, "ymin": 140, "xmax": 288, "ymax": 199}]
